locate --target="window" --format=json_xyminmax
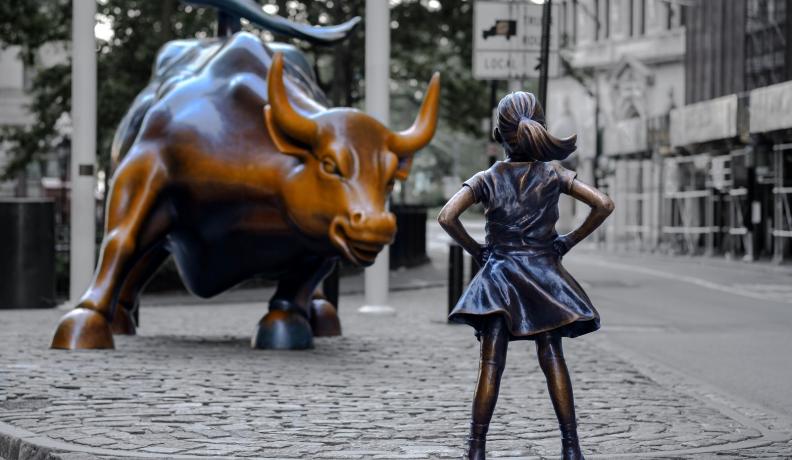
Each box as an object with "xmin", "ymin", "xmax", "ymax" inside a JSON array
[
  {"xmin": 572, "ymin": 0, "xmax": 578, "ymax": 44},
  {"xmin": 594, "ymin": 0, "xmax": 600, "ymax": 40},
  {"xmin": 666, "ymin": 2, "xmax": 673, "ymax": 29},
  {"xmin": 561, "ymin": 1, "xmax": 568, "ymax": 47},
  {"xmin": 680, "ymin": 3, "xmax": 686, "ymax": 27},
  {"xmin": 604, "ymin": 0, "xmax": 610, "ymax": 39},
  {"xmin": 639, "ymin": 0, "xmax": 646, "ymax": 35},
  {"xmin": 628, "ymin": 0, "xmax": 634, "ymax": 36}
]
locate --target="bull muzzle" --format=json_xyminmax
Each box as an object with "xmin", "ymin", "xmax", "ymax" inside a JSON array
[{"xmin": 329, "ymin": 212, "xmax": 396, "ymax": 266}]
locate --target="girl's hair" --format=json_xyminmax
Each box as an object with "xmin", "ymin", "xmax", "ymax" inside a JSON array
[{"xmin": 493, "ymin": 91, "xmax": 576, "ymax": 162}]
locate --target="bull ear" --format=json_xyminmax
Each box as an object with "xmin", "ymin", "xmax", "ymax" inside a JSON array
[
  {"xmin": 394, "ymin": 156, "xmax": 414, "ymax": 182},
  {"xmin": 264, "ymin": 105, "xmax": 313, "ymax": 160}
]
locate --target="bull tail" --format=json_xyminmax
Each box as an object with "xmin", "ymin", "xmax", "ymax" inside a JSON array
[{"xmin": 181, "ymin": 0, "xmax": 360, "ymax": 44}]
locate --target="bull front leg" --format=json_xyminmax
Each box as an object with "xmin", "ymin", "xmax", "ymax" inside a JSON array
[
  {"xmin": 110, "ymin": 245, "xmax": 170, "ymax": 335},
  {"xmin": 51, "ymin": 153, "xmax": 171, "ymax": 349},
  {"xmin": 252, "ymin": 256, "xmax": 339, "ymax": 350},
  {"xmin": 309, "ymin": 259, "xmax": 342, "ymax": 337}
]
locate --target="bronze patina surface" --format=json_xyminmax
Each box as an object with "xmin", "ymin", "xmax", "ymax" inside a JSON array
[
  {"xmin": 439, "ymin": 91, "xmax": 613, "ymax": 460},
  {"xmin": 51, "ymin": 30, "xmax": 440, "ymax": 351}
]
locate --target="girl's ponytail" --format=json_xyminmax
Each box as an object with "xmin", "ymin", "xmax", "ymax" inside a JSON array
[{"xmin": 495, "ymin": 92, "xmax": 576, "ymax": 162}]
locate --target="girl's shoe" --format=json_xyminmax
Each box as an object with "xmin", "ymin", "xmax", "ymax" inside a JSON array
[
  {"xmin": 465, "ymin": 423, "xmax": 488, "ymax": 460},
  {"xmin": 560, "ymin": 423, "xmax": 585, "ymax": 460}
]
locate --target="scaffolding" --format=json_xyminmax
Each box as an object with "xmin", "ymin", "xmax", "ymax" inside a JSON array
[
  {"xmin": 661, "ymin": 154, "xmax": 717, "ymax": 254},
  {"xmin": 717, "ymin": 150, "xmax": 751, "ymax": 258},
  {"xmin": 611, "ymin": 159, "xmax": 655, "ymax": 249},
  {"xmin": 773, "ymin": 144, "xmax": 792, "ymax": 261}
]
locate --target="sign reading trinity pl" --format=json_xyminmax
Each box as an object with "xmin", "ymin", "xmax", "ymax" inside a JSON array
[{"xmin": 473, "ymin": 0, "xmax": 558, "ymax": 80}]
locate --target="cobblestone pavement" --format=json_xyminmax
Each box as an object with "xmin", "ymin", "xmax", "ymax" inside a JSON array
[{"xmin": 2, "ymin": 284, "xmax": 792, "ymax": 460}]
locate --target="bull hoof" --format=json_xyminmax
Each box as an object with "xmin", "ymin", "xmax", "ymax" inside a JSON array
[
  {"xmin": 110, "ymin": 304, "xmax": 137, "ymax": 335},
  {"xmin": 252, "ymin": 308, "xmax": 314, "ymax": 350},
  {"xmin": 309, "ymin": 298, "xmax": 342, "ymax": 337},
  {"xmin": 51, "ymin": 308, "xmax": 115, "ymax": 350}
]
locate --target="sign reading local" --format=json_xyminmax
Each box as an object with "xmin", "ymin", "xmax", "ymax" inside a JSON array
[{"xmin": 473, "ymin": 0, "xmax": 558, "ymax": 80}]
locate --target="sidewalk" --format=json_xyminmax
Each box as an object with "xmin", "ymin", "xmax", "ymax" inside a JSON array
[{"xmin": 2, "ymin": 267, "xmax": 792, "ymax": 458}]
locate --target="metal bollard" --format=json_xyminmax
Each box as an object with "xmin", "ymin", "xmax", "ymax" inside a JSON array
[{"xmin": 448, "ymin": 244, "xmax": 464, "ymax": 318}]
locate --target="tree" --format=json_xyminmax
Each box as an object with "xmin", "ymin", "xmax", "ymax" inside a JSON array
[
  {"xmin": 94, "ymin": 0, "xmax": 215, "ymax": 167},
  {"xmin": 0, "ymin": 0, "xmax": 215, "ymax": 188},
  {"xmin": 0, "ymin": 0, "xmax": 71, "ymax": 192}
]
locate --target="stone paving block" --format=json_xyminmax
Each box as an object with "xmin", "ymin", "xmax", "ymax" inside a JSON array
[{"xmin": 1, "ymin": 287, "xmax": 791, "ymax": 459}]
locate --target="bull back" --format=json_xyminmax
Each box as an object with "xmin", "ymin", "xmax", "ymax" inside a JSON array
[{"xmin": 111, "ymin": 33, "xmax": 325, "ymax": 168}]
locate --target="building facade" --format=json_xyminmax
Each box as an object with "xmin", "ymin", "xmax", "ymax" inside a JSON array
[
  {"xmin": 546, "ymin": 0, "xmax": 686, "ymax": 244},
  {"xmin": 548, "ymin": 0, "xmax": 792, "ymax": 262},
  {"xmin": 663, "ymin": 0, "xmax": 792, "ymax": 262}
]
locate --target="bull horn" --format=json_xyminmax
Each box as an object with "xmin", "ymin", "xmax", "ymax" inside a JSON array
[
  {"xmin": 388, "ymin": 72, "xmax": 441, "ymax": 156},
  {"xmin": 267, "ymin": 53, "xmax": 318, "ymax": 145}
]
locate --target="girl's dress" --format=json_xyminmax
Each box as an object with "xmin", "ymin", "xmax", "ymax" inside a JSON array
[{"xmin": 448, "ymin": 160, "xmax": 600, "ymax": 341}]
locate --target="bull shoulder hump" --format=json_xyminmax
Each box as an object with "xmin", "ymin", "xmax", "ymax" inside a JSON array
[{"xmin": 114, "ymin": 32, "xmax": 328, "ymax": 164}]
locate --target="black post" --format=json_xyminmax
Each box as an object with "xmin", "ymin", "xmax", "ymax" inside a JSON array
[
  {"xmin": 489, "ymin": 80, "xmax": 500, "ymax": 166},
  {"xmin": 594, "ymin": 90, "xmax": 601, "ymax": 188},
  {"xmin": 538, "ymin": 0, "xmax": 552, "ymax": 108},
  {"xmin": 489, "ymin": 80, "xmax": 498, "ymax": 141},
  {"xmin": 448, "ymin": 244, "xmax": 464, "ymax": 318},
  {"xmin": 217, "ymin": 11, "xmax": 241, "ymax": 37}
]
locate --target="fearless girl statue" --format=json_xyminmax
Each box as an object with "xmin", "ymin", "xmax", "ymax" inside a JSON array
[{"xmin": 438, "ymin": 91, "xmax": 614, "ymax": 460}]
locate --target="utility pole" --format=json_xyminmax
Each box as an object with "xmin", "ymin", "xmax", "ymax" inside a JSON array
[
  {"xmin": 360, "ymin": 0, "xmax": 394, "ymax": 315},
  {"xmin": 69, "ymin": 0, "xmax": 97, "ymax": 304},
  {"xmin": 538, "ymin": 0, "xmax": 552, "ymax": 108}
]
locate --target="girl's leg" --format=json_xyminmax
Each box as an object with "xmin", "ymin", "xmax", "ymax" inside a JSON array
[
  {"xmin": 535, "ymin": 332, "xmax": 584, "ymax": 460},
  {"xmin": 467, "ymin": 316, "xmax": 509, "ymax": 460}
]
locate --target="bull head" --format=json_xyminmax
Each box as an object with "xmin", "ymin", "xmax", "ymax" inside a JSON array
[{"xmin": 264, "ymin": 53, "xmax": 440, "ymax": 266}]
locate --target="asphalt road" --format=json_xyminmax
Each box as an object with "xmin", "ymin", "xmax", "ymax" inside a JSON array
[{"xmin": 565, "ymin": 252, "xmax": 792, "ymax": 419}]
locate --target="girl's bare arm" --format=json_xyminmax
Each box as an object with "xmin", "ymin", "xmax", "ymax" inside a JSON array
[
  {"xmin": 437, "ymin": 186, "xmax": 483, "ymax": 261},
  {"xmin": 556, "ymin": 179, "xmax": 614, "ymax": 253}
]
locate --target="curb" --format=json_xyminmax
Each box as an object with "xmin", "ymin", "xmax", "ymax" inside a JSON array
[{"xmin": 0, "ymin": 421, "xmax": 225, "ymax": 460}]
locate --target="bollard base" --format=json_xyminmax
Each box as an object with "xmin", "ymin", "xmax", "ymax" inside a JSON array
[{"xmin": 357, "ymin": 305, "xmax": 396, "ymax": 315}]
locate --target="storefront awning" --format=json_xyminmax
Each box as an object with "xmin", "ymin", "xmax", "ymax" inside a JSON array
[
  {"xmin": 670, "ymin": 94, "xmax": 738, "ymax": 147},
  {"xmin": 750, "ymin": 80, "xmax": 792, "ymax": 134}
]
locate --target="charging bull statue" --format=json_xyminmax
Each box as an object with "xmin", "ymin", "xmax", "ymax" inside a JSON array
[{"xmin": 51, "ymin": 5, "xmax": 440, "ymax": 350}]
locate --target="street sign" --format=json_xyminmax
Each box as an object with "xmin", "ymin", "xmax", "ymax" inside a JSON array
[{"xmin": 473, "ymin": 0, "xmax": 559, "ymax": 80}]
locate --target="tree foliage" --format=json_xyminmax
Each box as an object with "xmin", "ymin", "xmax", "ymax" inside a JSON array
[
  {"xmin": 94, "ymin": 0, "xmax": 215, "ymax": 166},
  {"xmin": 0, "ymin": 0, "xmax": 70, "ymax": 182}
]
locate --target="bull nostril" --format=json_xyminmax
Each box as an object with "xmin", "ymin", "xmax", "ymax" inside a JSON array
[{"xmin": 351, "ymin": 211, "xmax": 364, "ymax": 225}]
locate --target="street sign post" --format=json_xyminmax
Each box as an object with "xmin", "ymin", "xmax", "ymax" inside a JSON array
[{"xmin": 473, "ymin": 0, "xmax": 559, "ymax": 80}]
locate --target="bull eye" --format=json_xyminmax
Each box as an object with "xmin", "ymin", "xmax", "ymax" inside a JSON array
[
  {"xmin": 386, "ymin": 178, "xmax": 396, "ymax": 192},
  {"xmin": 321, "ymin": 157, "xmax": 343, "ymax": 178}
]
